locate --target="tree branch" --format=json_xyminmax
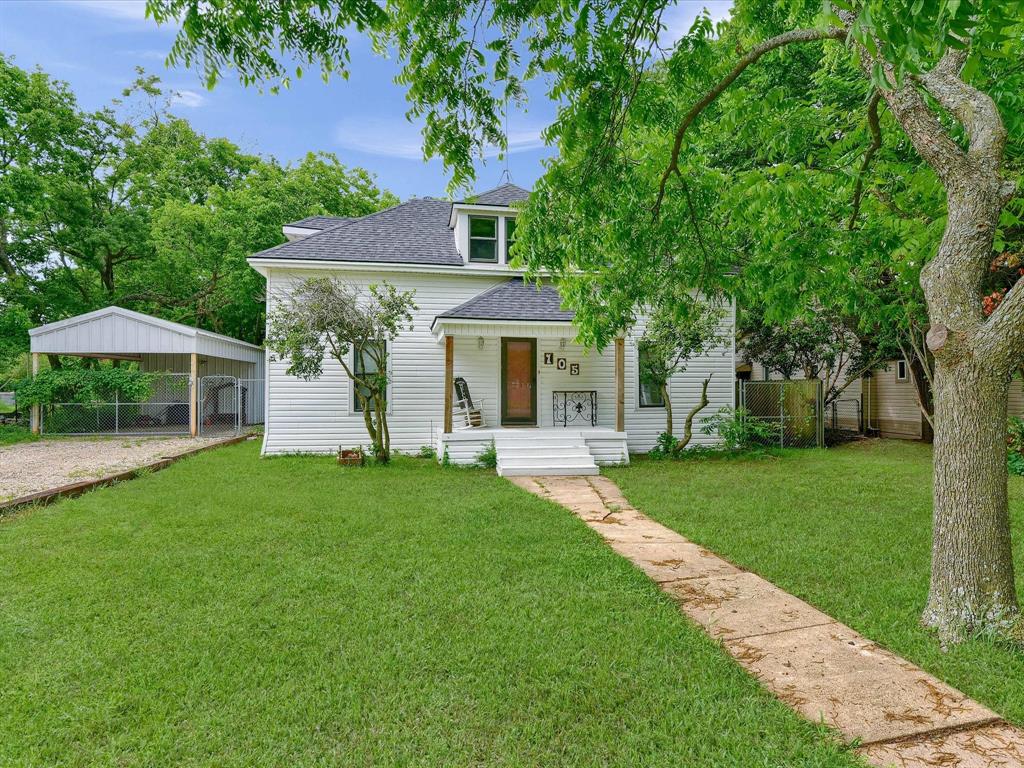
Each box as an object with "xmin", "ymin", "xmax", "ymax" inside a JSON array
[
  {"xmin": 916, "ymin": 49, "xmax": 1006, "ymax": 177},
  {"xmin": 848, "ymin": 90, "xmax": 882, "ymax": 230},
  {"xmin": 653, "ymin": 26, "xmax": 848, "ymax": 218}
]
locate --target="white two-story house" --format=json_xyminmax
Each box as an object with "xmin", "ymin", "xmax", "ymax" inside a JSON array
[{"xmin": 249, "ymin": 184, "xmax": 736, "ymax": 474}]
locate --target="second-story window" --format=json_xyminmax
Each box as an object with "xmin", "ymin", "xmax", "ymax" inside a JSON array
[
  {"xmin": 505, "ymin": 217, "xmax": 517, "ymax": 260},
  {"xmin": 469, "ymin": 216, "xmax": 498, "ymax": 263}
]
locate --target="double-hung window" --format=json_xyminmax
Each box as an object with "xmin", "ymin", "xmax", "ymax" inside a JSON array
[
  {"xmin": 468, "ymin": 216, "xmax": 498, "ymax": 263},
  {"xmin": 638, "ymin": 345, "xmax": 665, "ymax": 407},
  {"xmin": 353, "ymin": 342, "xmax": 385, "ymax": 411},
  {"xmin": 505, "ymin": 217, "xmax": 517, "ymax": 260}
]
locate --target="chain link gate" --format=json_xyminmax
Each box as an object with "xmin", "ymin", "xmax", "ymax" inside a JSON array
[
  {"xmin": 199, "ymin": 375, "xmax": 239, "ymax": 436},
  {"xmin": 199, "ymin": 376, "xmax": 265, "ymax": 436},
  {"xmin": 737, "ymin": 379, "xmax": 824, "ymax": 448}
]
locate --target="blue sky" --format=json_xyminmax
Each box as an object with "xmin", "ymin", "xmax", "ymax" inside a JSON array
[{"xmin": 0, "ymin": 0, "xmax": 731, "ymax": 200}]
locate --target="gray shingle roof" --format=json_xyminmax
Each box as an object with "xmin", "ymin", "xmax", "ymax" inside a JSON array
[
  {"xmin": 464, "ymin": 183, "xmax": 530, "ymax": 206},
  {"xmin": 435, "ymin": 278, "xmax": 574, "ymax": 326},
  {"xmin": 253, "ymin": 198, "xmax": 462, "ymax": 266},
  {"xmin": 285, "ymin": 215, "xmax": 354, "ymax": 230}
]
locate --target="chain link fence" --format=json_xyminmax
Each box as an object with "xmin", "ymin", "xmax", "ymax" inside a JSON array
[
  {"xmin": 829, "ymin": 397, "xmax": 863, "ymax": 433},
  {"xmin": 738, "ymin": 379, "xmax": 824, "ymax": 448},
  {"xmin": 39, "ymin": 374, "xmax": 265, "ymax": 437},
  {"xmin": 199, "ymin": 376, "xmax": 264, "ymax": 436},
  {"xmin": 40, "ymin": 373, "xmax": 191, "ymax": 436}
]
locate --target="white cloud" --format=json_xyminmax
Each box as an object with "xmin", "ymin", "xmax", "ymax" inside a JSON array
[
  {"xmin": 171, "ymin": 89, "xmax": 205, "ymax": 108},
  {"xmin": 335, "ymin": 117, "xmax": 424, "ymax": 159},
  {"xmin": 335, "ymin": 116, "xmax": 547, "ymax": 160},
  {"xmin": 660, "ymin": 0, "xmax": 734, "ymax": 47},
  {"xmin": 64, "ymin": 0, "xmax": 150, "ymax": 21}
]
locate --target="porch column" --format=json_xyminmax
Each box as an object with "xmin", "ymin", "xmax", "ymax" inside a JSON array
[
  {"xmin": 443, "ymin": 336, "xmax": 454, "ymax": 433},
  {"xmin": 615, "ymin": 337, "xmax": 625, "ymax": 432},
  {"xmin": 30, "ymin": 352, "xmax": 40, "ymax": 435},
  {"xmin": 189, "ymin": 352, "xmax": 199, "ymax": 438}
]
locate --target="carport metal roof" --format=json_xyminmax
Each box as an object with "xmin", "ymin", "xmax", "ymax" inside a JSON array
[{"xmin": 29, "ymin": 306, "xmax": 262, "ymax": 364}]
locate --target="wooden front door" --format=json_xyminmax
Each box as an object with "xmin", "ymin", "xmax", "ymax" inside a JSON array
[{"xmin": 501, "ymin": 338, "xmax": 537, "ymax": 425}]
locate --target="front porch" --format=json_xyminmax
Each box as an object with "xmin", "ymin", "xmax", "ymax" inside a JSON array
[{"xmin": 429, "ymin": 278, "xmax": 628, "ymax": 473}]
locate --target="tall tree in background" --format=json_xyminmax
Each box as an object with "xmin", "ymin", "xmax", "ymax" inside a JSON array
[
  {"xmin": 148, "ymin": 0, "xmax": 1024, "ymax": 642},
  {"xmin": 0, "ymin": 57, "xmax": 397, "ymax": 365}
]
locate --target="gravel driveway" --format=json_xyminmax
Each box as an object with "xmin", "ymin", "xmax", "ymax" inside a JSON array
[{"xmin": 0, "ymin": 437, "xmax": 223, "ymax": 502}]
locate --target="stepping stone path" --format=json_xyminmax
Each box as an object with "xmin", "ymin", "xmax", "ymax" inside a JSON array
[{"xmin": 509, "ymin": 474, "xmax": 1024, "ymax": 768}]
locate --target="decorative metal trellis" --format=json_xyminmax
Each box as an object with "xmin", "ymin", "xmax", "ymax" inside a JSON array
[{"xmin": 553, "ymin": 390, "xmax": 598, "ymax": 427}]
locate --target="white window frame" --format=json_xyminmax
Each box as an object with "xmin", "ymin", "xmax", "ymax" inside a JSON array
[
  {"xmin": 348, "ymin": 342, "xmax": 394, "ymax": 416},
  {"xmin": 896, "ymin": 359, "xmax": 909, "ymax": 381},
  {"xmin": 468, "ymin": 215, "xmax": 499, "ymax": 263},
  {"xmin": 636, "ymin": 343, "xmax": 666, "ymax": 409},
  {"xmin": 503, "ymin": 216, "xmax": 516, "ymax": 264}
]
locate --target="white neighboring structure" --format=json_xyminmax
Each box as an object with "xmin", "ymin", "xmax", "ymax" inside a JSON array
[
  {"xmin": 29, "ymin": 306, "xmax": 264, "ymax": 436},
  {"xmin": 250, "ymin": 184, "xmax": 736, "ymax": 473}
]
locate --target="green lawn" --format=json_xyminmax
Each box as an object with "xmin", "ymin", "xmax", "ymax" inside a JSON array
[
  {"xmin": 607, "ymin": 440, "xmax": 1024, "ymax": 727},
  {"xmin": 0, "ymin": 441, "xmax": 864, "ymax": 767}
]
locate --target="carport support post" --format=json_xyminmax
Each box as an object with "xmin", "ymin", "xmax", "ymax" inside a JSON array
[
  {"xmin": 189, "ymin": 352, "xmax": 199, "ymax": 438},
  {"xmin": 614, "ymin": 337, "xmax": 625, "ymax": 433},
  {"xmin": 30, "ymin": 353, "xmax": 40, "ymax": 435},
  {"xmin": 443, "ymin": 336, "xmax": 454, "ymax": 434}
]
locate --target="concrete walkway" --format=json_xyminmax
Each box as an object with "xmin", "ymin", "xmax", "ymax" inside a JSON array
[{"xmin": 509, "ymin": 474, "xmax": 1024, "ymax": 768}]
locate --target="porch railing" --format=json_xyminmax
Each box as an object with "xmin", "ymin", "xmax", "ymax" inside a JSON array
[{"xmin": 553, "ymin": 390, "xmax": 597, "ymax": 427}]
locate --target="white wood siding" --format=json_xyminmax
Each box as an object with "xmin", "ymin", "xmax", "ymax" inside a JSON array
[
  {"xmin": 262, "ymin": 267, "xmax": 736, "ymax": 455},
  {"xmin": 1011, "ymin": 377, "xmax": 1024, "ymax": 418},
  {"xmin": 263, "ymin": 270, "xmax": 509, "ymax": 455},
  {"xmin": 623, "ymin": 305, "xmax": 736, "ymax": 452}
]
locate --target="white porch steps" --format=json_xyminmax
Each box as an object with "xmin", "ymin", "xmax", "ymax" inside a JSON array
[{"xmin": 494, "ymin": 431, "xmax": 599, "ymax": 477}]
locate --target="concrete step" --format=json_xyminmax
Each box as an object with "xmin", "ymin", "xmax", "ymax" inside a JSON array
[
  {"xmin": 493, "ymin": 431, "xmax": 599, "ymax": 477},
  {"xmin": 494, "ymin": 438, "xmax": 585, "ymax": 449},
  {"xmin": 497, "ymin": 446, "xmax": 593, "ymax": 459},
  {"xmin": 498, "ymin": 464, "xmax": 600, "ymax": 477}
]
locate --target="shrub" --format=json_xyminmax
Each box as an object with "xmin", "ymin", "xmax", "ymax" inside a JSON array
[
  {"xmin": 475, "ymin": 440, "xmax": 498, "ymax": 469},
  {"xmin": 702, "ymin": 407, "xmax": 781, "ymax": 451},
  {"xmin": 649, "ymin": 432, "xmax": 679, "ymax": 460},
  {"xmin": 417, "ymin": 444, "xmax": 437, "ymax": 459},
  {"xmin": 15, "ymin": 366, "xmax": 155, "ymax": 405},
  {"xmin": 1009, "ymin": 417, "xmax": 1024, "ymax": 477}
]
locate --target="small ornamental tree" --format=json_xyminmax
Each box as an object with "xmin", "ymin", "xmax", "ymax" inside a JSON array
[
  {"xmin": 266, "ymin": 278, "xmax": 416, "ymax": 463},
  {"xmin": 740, "ymin": 310, "xmax": 892, "ymax": 408},
  {"xmin": 638, "ymin": 301, "xmax": 723, "ymax": 451}
]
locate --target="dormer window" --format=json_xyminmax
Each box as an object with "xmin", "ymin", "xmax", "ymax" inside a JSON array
[
  {"xmin": 468, "ymin": 216, "xmax": 498, "ymax": 263},
  {"xmin": 505, "ymin": 217, "xmax": 517, "ymax": 259}
]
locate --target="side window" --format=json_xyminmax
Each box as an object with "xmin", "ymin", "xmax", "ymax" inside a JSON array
[
  {"xmin": 638, "ymin": 345, "xmax": 665, "ymax": 407},
  {"xmin": 468, "ymin": 216, "xmax": 498, "ymax": 263},
  {"xmin": 353, "ymin": 342, "xmax": 386, "ymax": 411},
  {"xmin": 505, "ymin": 217, "xmax": 517, "ymax": 261},
  {"xmin": 896, "ymin": 360, "xmax": 908, "ymax": 381}
]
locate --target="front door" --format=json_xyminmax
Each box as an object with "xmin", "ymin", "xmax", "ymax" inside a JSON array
[{"xmin": 501, "ymin": 338, "xmax": 537, "ymax": 425}]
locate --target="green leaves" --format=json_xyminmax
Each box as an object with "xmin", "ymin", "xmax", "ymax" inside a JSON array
[{"xmin": 14, "ymin": 366, "xmax": 156, "ymax": 405}]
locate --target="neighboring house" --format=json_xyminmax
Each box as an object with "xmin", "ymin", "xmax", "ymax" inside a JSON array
[
  {"xmin": 249, "ymin": 183, "xmax": 736, "ymax": 474},
  {"xmin": 742, "ymin": 357, "xmax": 1024, "ymax": 440}
]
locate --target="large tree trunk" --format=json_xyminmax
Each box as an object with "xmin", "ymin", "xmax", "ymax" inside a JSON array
[
  {"xmin": 865, "ymin": 45, "xmax": 1021, "ymax": 641},
  {"xmin": 925, "ymin": 360, "xmax": 1017, "ymax": 639}
]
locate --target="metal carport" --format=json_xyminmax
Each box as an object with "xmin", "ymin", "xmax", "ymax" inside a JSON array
[{"xmin": 28, "ymin": 306, "xmax": 264, "ymax": 437}]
